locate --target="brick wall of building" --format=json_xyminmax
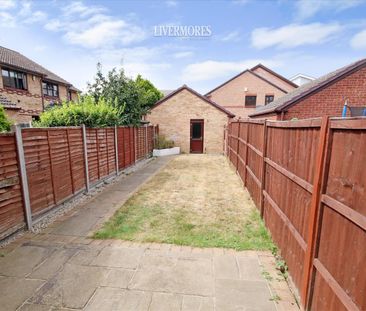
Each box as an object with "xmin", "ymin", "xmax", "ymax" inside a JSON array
[
  {"xmin": 147, "ymin": 89, "xmax": 230, "ymax": 154},
  {"xmin": 283, "ymin": 66, "xmax": 366, "ymax": 120},
  {"xmin": 251, "ymin": 67, "xmax": 295, "ymax": 93},
  {"xmin": 207, "ymin": 71, "xmax": 287, "ymax": 118}
]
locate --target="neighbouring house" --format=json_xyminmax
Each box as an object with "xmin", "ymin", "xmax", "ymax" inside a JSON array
[
  {"xmin": 290, "ymin": 73, "xmax": 315, "ymax": 86},
  {"xmin": 0, "ymin": 46, "xmax": 80, "ymax": 123},
  {"xmin": 205, "ymin": 64, "xmax": 297, "ymax": 118},
  {"xmin": 249, "ymin": 58, "xmax": 366, "ymax": 120},
  {"xmin": 160, "ymin": 89, "xmax": 174, "ymax": 97},
  {"xmin": 146, "ymin": 85, "xmax": 234, "ymax": 154}
]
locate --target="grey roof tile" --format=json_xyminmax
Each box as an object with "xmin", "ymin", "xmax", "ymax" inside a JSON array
[{"xmin": 0, "ymin": 46, "xmax": 71, "ymax": 85}]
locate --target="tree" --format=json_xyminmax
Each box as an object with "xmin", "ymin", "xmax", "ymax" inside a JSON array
[
  {"xmin": 0, "ymin": 106, "xmax": 11, "ymax": 132},
  {"xmin": 135, "ymin": 74, "xmax": 163, "ymax": 109},
  {"xmin": 35, "ymin": 96, "xmax": 120, "ymax": 128},
  {"xmin": 87, "ymin": 64, "xmax": 163, "ymax": 126}
]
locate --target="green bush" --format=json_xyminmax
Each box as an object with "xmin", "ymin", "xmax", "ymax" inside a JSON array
[
  {"xmin": 36, "ymin": 96, "xmax": 120, "ymax": 128},
  {"xmin": 0, "ymin": 106, "xmax": 11, "ymax": 132},
  {"xmin": 155, "ymin": 135, "xmax": 175, "ymax": 149}
]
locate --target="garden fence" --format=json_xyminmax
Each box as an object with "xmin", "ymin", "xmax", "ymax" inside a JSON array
[
  {"xmin": 226, "ymin": 117, "xmax": 366, "ymax": 311},
  {"xmin": 0, "ymin": 124, "xmax": 157, "ymax": 240}
]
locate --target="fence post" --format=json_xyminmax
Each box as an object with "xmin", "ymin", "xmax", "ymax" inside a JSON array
[
  {"xmin": 82, "ymin": 125, "xmax": 90, "ymax": 193},
  {"xmin": 12, "ymin": 124, "xmax": 32, "ymax": 230},
  {"xmin": 260, "ymin": 120, "xmax": 268, "ymax": 217},
  {"xmin": 114, "ymin": 125, "xmax": 119, "ymax": 175},
  {"xmin": 301, "ymin": 116, "xmax": 329, "ymax": 307}
]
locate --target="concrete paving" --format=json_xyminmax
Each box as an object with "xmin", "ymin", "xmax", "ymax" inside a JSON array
[{"xmin": 0, "ymin": 156, "xmax": 298, "ymax": 311}]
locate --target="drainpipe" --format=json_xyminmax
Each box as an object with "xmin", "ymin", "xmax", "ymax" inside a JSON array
[
  {"xmin": 39, "ymin": 76, "xmax": 45, "ymax": 112},
  {"xmin": 342, "ymin": 100, "xmax": 348, "ymax": 118},
  {"xmin": 280, "ymin": 111, "xmax": 285, "ymax": 121}
]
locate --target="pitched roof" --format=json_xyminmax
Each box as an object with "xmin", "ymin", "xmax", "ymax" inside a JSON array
[
  {"xmin": 249, "ymin": 58, "xmax": 366, "ymax": 117},
  {"xmin": 205, "ymin": 67, "xmax": 290, "ymax": 96},
  {"xmin": 152, "ymin": 85, "xmax": 235, "ymax": 117},
  {"xmin": 0, "ymin": 46, "xmax": 71, "ymax": 85},
  {"xmin": 251, "ymin": 64, "xmax": 298, "ymax": 88}
]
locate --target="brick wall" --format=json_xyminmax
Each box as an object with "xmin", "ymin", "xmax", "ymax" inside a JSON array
[
  {"xmin": 207, "ymin": 71, "xmax": 287, "ymax": 118},
  {"xmin": 251, "ymin": 66, "xmax": 295, "ymax": 93},
  {"xmin": 283, "ymin": 66, "xmax": 366, "ymax": 120},
  {"xmin": 147, "ymin": 89, "xmax": 230, "ymax": 154}
]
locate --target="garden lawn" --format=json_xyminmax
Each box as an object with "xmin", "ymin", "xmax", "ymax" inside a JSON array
[{"xmin": 94, "ymin": 155, "xmax": 274, "ymax": 250}]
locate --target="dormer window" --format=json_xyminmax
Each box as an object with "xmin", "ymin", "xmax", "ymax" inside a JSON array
[
  {"xmin": 2, "ymin": 68, "xmax": 27, "ymax": 90},
  {"xmin": 42, "ymin": 81, "xmax": 59, "ymax": 97}
]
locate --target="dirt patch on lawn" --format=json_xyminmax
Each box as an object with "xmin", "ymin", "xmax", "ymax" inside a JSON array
[{"xmin": 95, "ymin": 155, "xmax": 273, "ymax": 250}]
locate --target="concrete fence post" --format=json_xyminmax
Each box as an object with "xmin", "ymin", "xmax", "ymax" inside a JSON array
[
  {"xmin": 114, "ymin": 125, "xmax": 119, "ymax": 175},
  {"xmin": 82, "ymin": 125, "xmax": 90, "ymax": 192},
  {"xmin": 12, "ymin": 124, "xmax": 32, "ymax": 230}
]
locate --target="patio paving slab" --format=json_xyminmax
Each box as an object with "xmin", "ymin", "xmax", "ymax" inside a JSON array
[{"xmin": 0, "ymin": 156, "xmax": 298, "ymax": 310}]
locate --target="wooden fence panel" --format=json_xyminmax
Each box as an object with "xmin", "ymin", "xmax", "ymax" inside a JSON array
[
  {"xmin": 136, "ymin": 127, "xmax": 145, "ymax": 160},
  {"xmin": 0, "ymin": 134, "xmax": 25, "ymax": 237},
  {"xmin": 226, "ymin": 117, "xmax": 366, "ymax": 310},
  {"xmin": 22, "ymin": 129, "xmax": 55, "ymax": 214},
  {"xmin": 48, "ymin": 129, "xmax": 73, "ymax": 205},
  {"xmin": 23, "ymin": 128, "xmax": 86, "ymax": 217},
  {"xmin": 117, "ymin": 127, "xmax": 135, "ymax": 169},
  {"xmin": 86, "ymin": 129, "xmax": 99, "ymax": 183},
  {"xmin": 67, "ymin": 128, "xmax": 86, "ymax": 193},
  {"xmin": 87, "ymin": 128, "xmax": 117, "ymax": 183},
  {"xmin": 237, "ymin": 122, "xmax": 248, "ymax": 183},
  {"xmin": 264, "ymin": 120, "xmax": 321, "ymax": 293},
  {"xmin": 245, "ymin": 121, "xmax": 264, "ymax": 208},
  {"xmin": 309, "ymin": 118, "xmax": 366, "ymax": 311}
]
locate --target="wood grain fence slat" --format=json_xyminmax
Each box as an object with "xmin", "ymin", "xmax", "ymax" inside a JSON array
[{"xmin": 226, "ymin": 117, "xmax": 366, "ymax": 311}]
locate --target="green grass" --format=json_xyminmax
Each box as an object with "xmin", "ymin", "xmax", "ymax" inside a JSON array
[
  {"xmin": 94, "ymin": 200, "xmax": 274, "ymax": 251},
  {"xmin": 94, "ymin": 155, "xmax": 275, "ymax": 251}
]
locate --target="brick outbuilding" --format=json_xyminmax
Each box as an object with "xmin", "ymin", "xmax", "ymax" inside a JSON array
[
  {"xmin": 146, "ymin": 85, "xmax": 234, "ymax": 154},
  {"xmin": 249, "ymin": 58, "xmax": 366, "ymax": 120}
]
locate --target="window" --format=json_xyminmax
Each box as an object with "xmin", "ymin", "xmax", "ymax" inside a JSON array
[
  {"xmin": 42, "ymin": 81, "xmax": 59, "ymax": 97},
  {"xmin": 245, "ymin": 95, "xmax": 257, "ymax": 107},
  {"xmin": 192, "ymin": 122, "xmax": 202, "ymax": 139},
  {"xmin": 1, "ymin": 68, "xmax": 27, "ymax": 90},
  {"xmin": 265, "ymin": 95, "xmax": 274, "ymax": 105}
]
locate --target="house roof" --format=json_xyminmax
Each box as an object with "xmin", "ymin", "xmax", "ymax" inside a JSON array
[
  {"xmin": 0, "ymin": 46, "xmax": 71, "ymax": 85},
  {"xmin": 69, "ymin": 85, "xmax": 81, "ymax": 92},
  {"xmin": 249, "ymin": 58, "xmax": 366, "ymax": 117},
  {"xmin": 205, "ymin": 66, "xmax": 291, "ymax": 96},
  {"xmin": 160, "ymin": 89, "xmax": 174, "ymax": 97},
  {"xmin": 290, "ymin": 73, "xmax": 316, "ymax": 82},
  {"xmin": 152, "ymin": 85, "xmax": 235, "ymax": 117},
  {"xmin": 251, "ymin": 64, "xmax": 298, "ymax": 88}
]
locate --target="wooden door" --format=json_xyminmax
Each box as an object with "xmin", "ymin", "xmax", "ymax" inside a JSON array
[{"xmin": 190, "ymin": 119, "xmax": 204, "ymax": 153}]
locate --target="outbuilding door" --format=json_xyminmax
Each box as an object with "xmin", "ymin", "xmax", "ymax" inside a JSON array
[{"xmin": 190, "ymin": 119, "xmax": 204, "ymax": 153}]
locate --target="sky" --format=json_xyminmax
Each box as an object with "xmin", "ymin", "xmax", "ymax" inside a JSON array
[{"xmin": 0, "ymin": 0, "xmax": 366, "ymax": 93}]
